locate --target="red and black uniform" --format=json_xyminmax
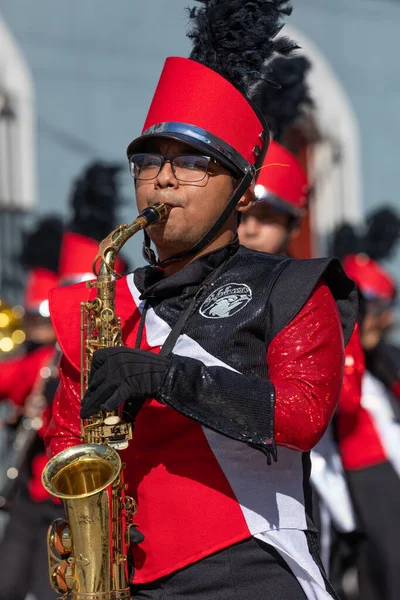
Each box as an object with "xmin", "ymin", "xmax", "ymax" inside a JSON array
[
  {"xmin": 0, "ymin": 218, "xmax": 63, "ymax": 600},
  {"xmin": 47, "ymin": 242, "xmax": 357, "ymax": 599},
  {"xmin": 336, "ymin": 255, "xmax": 400, "ymax": 600}
]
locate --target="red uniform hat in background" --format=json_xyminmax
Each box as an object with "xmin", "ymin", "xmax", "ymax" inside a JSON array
[
  {"xmin": 59, "ymin": 232, "xmax": 126, "ymax": 285},
  {"xmin": 250, "ymin": 55, "xmax": 313, "ymax": 217},
  {"xmin": 24, "ymin": 268, "xmax": 59, "ymax": 316},
  {"xmin": 255, "ymin": 141, "xmax": 308, "ymax": 216},
  {"xmin": 331, "ymin": 208, "xmax": 400, "ymax": 303},
  {"xmin": 60, "ymin": 162, "xmax": 128, "ymax": 285},
  {"xmin": 342, "ymin": 254, "xmax": 396, "ymax": 302},
  {"xmin": 20, "ymin": 217, "xmax": 64, "ymax": 316}
]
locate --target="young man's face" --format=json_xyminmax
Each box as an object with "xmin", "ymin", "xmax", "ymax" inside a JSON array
[
  {"xmin": 134, "ymin": 139, "xmax": 242, "ymax": 260},
  {"xmin": 238, "ymin": 203, "xmax": 295, "ymax": 255}
]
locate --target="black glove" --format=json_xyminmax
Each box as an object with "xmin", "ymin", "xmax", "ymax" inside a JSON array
[{"xmin": 80, "ymin": 347, "xmax": 171, "ymax": 419}]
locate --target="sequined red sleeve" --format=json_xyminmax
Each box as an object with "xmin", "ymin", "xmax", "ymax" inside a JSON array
[
  {"xmin": 45, "ymin": 356, "xmax": 82, "ymax": 457},
  {"xmin": 269, "ymin": 281, "xmax": 345, "ymax": 452}
]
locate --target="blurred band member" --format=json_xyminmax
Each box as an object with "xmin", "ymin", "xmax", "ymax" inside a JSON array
[
  {"xmin": 58, "ymin": 162, "xmax": 128, "ymax": 286},
  {"xmin": 340, "ymin": 254, "xmax": 400, "ymax": 600},
  {"xmin": 0, "ymin": 218, "xmax": 64, "ymax": 600},
  {"xmin": 238, "ymin": 56, "xmax": 357, "ymax": 598},
  {"xmin": 239, "ymin": 54, "xmax": 312, "ymax": 257}
]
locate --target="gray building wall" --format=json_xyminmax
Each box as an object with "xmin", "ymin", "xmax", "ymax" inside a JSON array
[{"xmin": 1, "ymin": 0, "xmax": 400, "ymax": 268}]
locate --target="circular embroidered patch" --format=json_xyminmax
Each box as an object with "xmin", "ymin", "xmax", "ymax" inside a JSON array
[{"xmin": 199, "ymin": 283, "xmax": 252, "ymax": 319}]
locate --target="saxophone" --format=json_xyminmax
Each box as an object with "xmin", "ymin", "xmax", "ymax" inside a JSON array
[{"xmin": 42, "ymin": 203, "xmax": 170, "ymax": 600}]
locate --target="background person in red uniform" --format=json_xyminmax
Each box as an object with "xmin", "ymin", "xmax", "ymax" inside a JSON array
[
  {"xmin": 0, "ymin": 217, "xmax": 64, "ymax": 600},
  {"xmin": 238, "ymin": 55, "xmax": 312, "ymax": 256},
  {"xmin": 0, "ymin": 163, "xmax": 126, "ymax": 600},
  {"xmin": 332, "ymin": 210, "xmax": 400, "ymax": 600},
  {"xmin": 238, "ymin": 56, "xmax": 358, "ymax": 599},
  {"xmin": 58, "ymin": 162, "xmax": 128, "ymax": 285},
  {"xmin": 339, "ymin": 257, "xmax": 400, "ymax": 600},
  {"xmin": 46, "ymin": 2, "xmax": 358, "ymax": 598}
]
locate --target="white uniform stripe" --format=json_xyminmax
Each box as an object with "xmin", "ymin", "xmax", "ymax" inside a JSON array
[
  {"xmin": 362, "ymin": 371, "xmax": 400, "ymax": 477},
  {"xmin": 256, "ymin": 530, "xmax": 334, "ymax": 599},
  {"xmin": 126, "ymin": 273, "xmax": 238, "ymax": 371},
  {"xmin": 311, "ymin": 427, "xmax": 357, "ymax": 533},
  {"xmin": 203, "ymin": 429, "xmax": 308, "ymax": 532}
]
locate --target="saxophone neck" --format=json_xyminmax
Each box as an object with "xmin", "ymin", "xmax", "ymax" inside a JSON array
[
  {"xmin": 93, "ymin": 224, "xmax": 130, "ymax": 279},
  {"xmin": 92, "ymin": 203, "xmax": 170, "ymax": 278}
]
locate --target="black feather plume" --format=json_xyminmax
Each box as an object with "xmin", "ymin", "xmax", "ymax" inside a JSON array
[
  {"xmin": 20, "ymin": 217, "xmax": 64, "ymax": 273},
  {"xmin": 329, "ymin": 223, "xmax": 361, "ymax": 259},
  {"xmin": 363, "ymin": 207, "xmax": 400, "ymax": 261},
  {"xmin": 251, "ymin": 55, "xmax": 313, "ymax": 142},
  {"xmin": 330, "ymin": 206, "xmax": 400, "ymax": 261},
  {"xmin": 188, "ymin": 0, "xmax": 297, "ymax": 99},
  {"xmin": 69, "ymin": 162, "xmax": 123, "ymax": 242}
]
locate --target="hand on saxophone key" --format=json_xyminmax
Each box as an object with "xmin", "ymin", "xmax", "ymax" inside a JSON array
[{"xmin": 80, "ymin": 347, "xmax": 172, "ymax": 419}]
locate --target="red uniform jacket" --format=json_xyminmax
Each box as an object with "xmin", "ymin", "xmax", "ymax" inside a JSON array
[
  {"xmin": 46, "ymin": 272, "xmax": 345, "ymax": 584},
  {"xmin": 336, "ymin": 324, "xmax": 387, "ymax": 470}
]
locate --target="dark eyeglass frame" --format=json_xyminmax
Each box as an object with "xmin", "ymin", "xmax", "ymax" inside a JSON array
[{"xmin": 128, "ymin": 153, "xmax": 218, "ymax": 182}]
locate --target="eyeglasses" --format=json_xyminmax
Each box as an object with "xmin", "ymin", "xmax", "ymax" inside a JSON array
[{"xmin": 128, "ymin": 153, "xmax": 216, "ymax": 182}]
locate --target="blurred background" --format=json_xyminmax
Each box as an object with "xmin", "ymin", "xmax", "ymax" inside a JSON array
[{"xmin": 1, "ymin": 3, "xmax": 400, "ymax": 599}]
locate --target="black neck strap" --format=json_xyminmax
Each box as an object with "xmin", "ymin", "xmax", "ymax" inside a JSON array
[{"xmin": 142, "ymin": 168, "xmax": 254, "ymax": 268}]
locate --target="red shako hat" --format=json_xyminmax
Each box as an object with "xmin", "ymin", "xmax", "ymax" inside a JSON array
[
  {"xmin": 127, "ymin": 1, "xmax": 296, "ymax": 176},
  {"xmin": 127, "ymin": 57, "xmax": 266, "ymax": 176},
  {"xmin": 125, "ymin": 1, "xmax": 297, "ymax": 263},
  {"xmin": 342, "ymin": 254, "xmax": 396, "ymax": 302},
  {"xmin": 24, "ymin": 268, "xmax": 59, "ymax": 316},
  {"xmin": 60, "ymin": 162, "xmax": 127, "ymax": 284},
  {"xmin": 255, "ymin": 140, "xmax": 308, "ymax": 216},
  {"xmin": 20, "ymin": 217, "xmax": 64, "ymax": 316},
  {"xmin": 59, "ymin": 232, "xmax": 126, "ymax": 285}
]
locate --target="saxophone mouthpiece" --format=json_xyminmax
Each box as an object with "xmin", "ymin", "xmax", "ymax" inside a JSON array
[{"xmin": 141, "ymin": 203, "xmax": 171, "ymax": 226}]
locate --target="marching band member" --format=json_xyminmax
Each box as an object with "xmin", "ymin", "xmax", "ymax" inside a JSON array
[
  {"xmin": 339, "ymin": 254, "xmax": 400, "ymax": 600},
  {"xmin": 239, "ymin": 54, "xmax": 312, "ymax": 257},
  {"xmin": 46, "ymin": 2, "xmax": 358, "ymax": 598},
  {"xmin": 238, "ymin": 55, "xmax": 358, "ymax": 598},
  {"xmin": 0, "ymin": 217, "xmax": 64, "ymax": 600},
  {"xmin": 58, "ymin": 162, "xmax": 127, "ymax": 285},
  {"xmin": 331, "ymin": 210, "xmax": 400, "ymax": 599}
]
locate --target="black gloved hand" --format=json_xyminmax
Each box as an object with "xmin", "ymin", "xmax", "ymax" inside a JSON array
[{"xmin": 80, "ymin": 347, "xmax": 171, "ymax": 419}]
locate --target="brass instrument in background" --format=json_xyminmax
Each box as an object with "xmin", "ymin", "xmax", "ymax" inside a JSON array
[{"xmin": 42, "ymin": 203, "xmax": 170, "ymax": 600}]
